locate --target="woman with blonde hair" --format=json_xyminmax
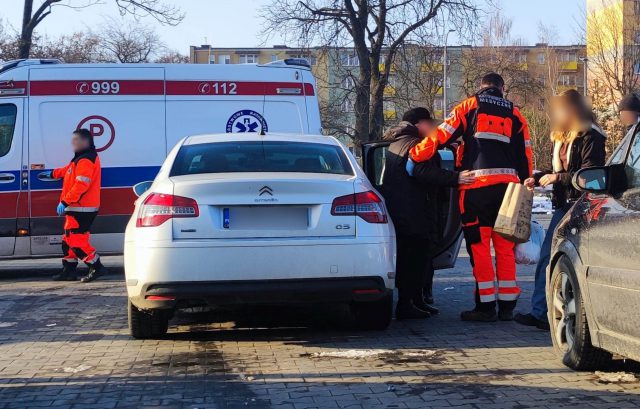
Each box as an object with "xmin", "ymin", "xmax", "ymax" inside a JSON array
[{"xmin": 514, "ymin": 89, "xmax": 607, "ymax": 330}]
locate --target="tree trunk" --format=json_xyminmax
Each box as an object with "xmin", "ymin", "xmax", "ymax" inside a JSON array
[
  {"xmin": 19, "ymin": 0, "xmax": 34, "ymax": 59},
  {"xmin": 368, "ymin": 74, "xmax": 386, "ymax": 141},
  {"xmin": 353, "ymin": 48, "xmax": 372, "ymax": 145}
]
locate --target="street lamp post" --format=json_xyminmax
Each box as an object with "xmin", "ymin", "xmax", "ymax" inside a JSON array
[
  {"xmin": 443, "ymin": 29, "xmax": 456, "ymax": 116},
  {"xmin": 579, "ymin": 57, "xmax": 588, "ymax": 96}
]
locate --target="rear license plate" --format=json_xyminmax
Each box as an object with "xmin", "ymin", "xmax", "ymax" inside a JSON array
[{"xmin": 221, "ymin": 206, "xmax": 309, "ymax": 230}]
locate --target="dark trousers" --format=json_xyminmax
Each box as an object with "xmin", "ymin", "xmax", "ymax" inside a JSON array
[
  {"xmin": 62, "ymin": 211, "xmax": 99, "ymax": 264},
  {"xmin": 395, "ymin": 235, "xmax": 431, "ymax": 305}
]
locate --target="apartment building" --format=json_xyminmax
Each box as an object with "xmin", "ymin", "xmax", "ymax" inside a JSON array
[{"xmin": 189, "ymin": 43, "xmax": 585, "ymax": 134}]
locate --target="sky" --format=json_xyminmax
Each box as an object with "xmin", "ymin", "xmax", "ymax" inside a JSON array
[{"xmin": 1, "ymin": 0, "xmax": 586, "ymax": 53}]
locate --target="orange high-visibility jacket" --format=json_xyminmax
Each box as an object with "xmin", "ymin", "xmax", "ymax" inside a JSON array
[
  {"xmin": 52, "ymin": 149, "xmax": 101, "ymax": 212},
  {"xmin": 410, "ymin": 88, "xmax": 533, "ymax": 190}
]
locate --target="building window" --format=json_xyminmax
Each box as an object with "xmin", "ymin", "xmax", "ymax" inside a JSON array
[
  {"xmin": 218, "ymin": 54, "xmax": 231, "ymax": 64},
  {"xmin": 239, "ymin": 54, "xmax": 259, "ymax": 64},
  {"xmin": 340, "ymin": 53, "xmax": 359, "ymax": 66},
  {"xmin": 341, "ymin": 76, "xmax": 356, "ymax": 89},
  {"xmin": 516, "ymin": 53, "xmax": 527, "ymax": 63},
  {"xmin": 342, "ymin": 97, "xmax": 354, "ymax": 113},
  {"xmin": 208, "ymin": 54, "xmax": 215, "ymax": 64},
  {"xmin": 537, "ymin": 53, "xmax": 545, "ymax": 65},
  {"xmin": 560, "ymin": 51, "xmax": 577, "ymax": 62},
  {"xmin": 635, "ymin": 61, "xmax": 640, "ymax": 75},
  {"xmin": 433, "ymin": 98, "xmax": 444, "ymax": 111},
  {"xmin": 558, "ymin": 74, "xmax": 576, "ymax": 86},
  {"xmin": 271, "ymin": 54, "xmax": 278, "ymax": 62},
  {"xmin": 635, "ymin": 0, "xmax": 640, "ymax": 15}
]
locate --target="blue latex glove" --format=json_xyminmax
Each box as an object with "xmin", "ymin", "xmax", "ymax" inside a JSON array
[
  {"xmin": 56, "ymin": 202, "xmax": 66, "ymax": 216},
  {"xmin": 406, "ymin": 157, "xmax": 416, "ymax": 176}
]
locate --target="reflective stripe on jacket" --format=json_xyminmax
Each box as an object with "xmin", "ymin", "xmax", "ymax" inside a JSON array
[
  {"xmin": 52, "ymin": 148, "xmax": 101, "ymax": 211},
  {"xmin": 409, "ymin": 87, "xmax": 533, "ymax": 189}
]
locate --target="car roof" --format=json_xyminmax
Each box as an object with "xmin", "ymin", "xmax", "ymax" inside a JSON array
[{"xmin": 183, "ymin": 133, "xmax": 342, "ymax": 146}]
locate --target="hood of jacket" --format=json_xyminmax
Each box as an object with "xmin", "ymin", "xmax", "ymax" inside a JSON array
[
  {"xmin": 477, "ymin": 86, "xmax": 504, "ymax": 98},
  {"xmin": 382, "ymin": 121, "xmax": 421, "ymax": 141}
]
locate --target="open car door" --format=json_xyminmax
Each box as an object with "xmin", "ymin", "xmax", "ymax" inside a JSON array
[{"xmin": 362, "ymin": 142, "xmax": 462, "ymax": 269}]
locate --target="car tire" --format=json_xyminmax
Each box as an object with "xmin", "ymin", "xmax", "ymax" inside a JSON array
[
  {"xmin": 128, "ymin": 300, "xmax": 170, "ymax": 339},
  {"xmin": 549, "ymin": 255, "xmax": 612, "ymax": 370},
  {"xmin": 351, "ymin": 292, "xmax": 393, "ymax": 331}
]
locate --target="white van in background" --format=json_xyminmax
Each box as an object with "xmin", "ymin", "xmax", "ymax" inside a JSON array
[{"xmin": 0, "ymin": 58, "xmax": 321, "ymax": 257}]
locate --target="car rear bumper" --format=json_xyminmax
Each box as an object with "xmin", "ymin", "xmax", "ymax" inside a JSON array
[{"xmin": 130, "ymin": 276, "xmax": 391, "ymax": 310}]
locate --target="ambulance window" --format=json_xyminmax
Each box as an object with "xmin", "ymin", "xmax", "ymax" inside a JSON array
[{"xmin": 0, "ymin": 104, "xmax": 17, "ymax": 158}]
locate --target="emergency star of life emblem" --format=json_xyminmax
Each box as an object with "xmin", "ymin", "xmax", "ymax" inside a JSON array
[
  {"xmin": 76, "ymin": 115, "xmax": 116, "ymax": 152},
  {"xmin": 226, "ymin": 110, "xmax": 268, "ymax": 133}
]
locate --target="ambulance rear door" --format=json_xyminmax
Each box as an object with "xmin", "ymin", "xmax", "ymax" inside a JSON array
[{"xmin": 27, "ymin": 65, "xmax": 166, "ymax": 255}]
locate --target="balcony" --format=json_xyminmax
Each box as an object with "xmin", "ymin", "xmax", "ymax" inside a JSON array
[
  {"xmin": 421, "ymin": 63, "xmax": 444, "ymax": 73},
  {"xmin": 379, "ymin": 63, "xmax": 397, "ymax": 73},
  {"xmin": 560, "ymin": 61, "xmax": 578, "ymax": 71},
  {"xmin": 383, "ymin": 110, "xmax": 397, "ymax": 120},
  {"xmin": 384, "ymin": 85, "xmax": 396, "ymax": 96}
]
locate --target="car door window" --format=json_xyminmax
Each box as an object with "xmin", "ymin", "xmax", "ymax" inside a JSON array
[
  {"xmin": 0, "ymin": 104, "xmax": 17, "ymax": 158},
  {"xmin": 625, "ymin": 133, "xmax": 640, "ymax": 188}
]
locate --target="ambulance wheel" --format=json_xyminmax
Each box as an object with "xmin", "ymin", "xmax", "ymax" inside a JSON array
[
  {"xmin": 128, "ymin": 300, "xmax": 169, "ymax": 339},
  {"xmin": 549, "ymin": 256, "xmax": 612, "ymax": 370},
  {"xmin": 351, "ymin": 292, "xmax": 393, "ymax": 330}
]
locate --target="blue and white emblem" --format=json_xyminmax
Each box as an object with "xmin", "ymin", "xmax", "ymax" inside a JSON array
[{"xmin": 226, "ymin": 110, "xmax": 268, "ymax": 133}]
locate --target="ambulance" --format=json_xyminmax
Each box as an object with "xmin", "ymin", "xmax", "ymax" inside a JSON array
[{"xmin": 0, "ymin": 58, "xmax": 321, "ymax": 257}]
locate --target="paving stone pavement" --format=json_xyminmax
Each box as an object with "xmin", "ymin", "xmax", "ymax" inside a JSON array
[{"xmin": 0, "ymin": 254, "xmax": 639, "ymax": 409}]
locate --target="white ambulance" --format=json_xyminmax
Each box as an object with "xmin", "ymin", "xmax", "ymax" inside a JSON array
[{"xmin": 0, "ymin": 58, "xmax": 321, "ymax": 257}]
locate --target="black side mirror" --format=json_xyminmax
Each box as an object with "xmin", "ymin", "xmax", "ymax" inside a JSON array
[
  {"xmin": 573, "ymin": 164, "xmax": 628, "ymax": 196},
  {"xmin": 573, "ymin": 167, "xmax": 608, "ymax": 193},
  {"xmin": 132, "ymin": 181, "xmax": 153, "ymax": 197}
]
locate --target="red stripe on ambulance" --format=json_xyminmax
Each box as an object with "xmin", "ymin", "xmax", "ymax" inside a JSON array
[
  {"xmin": 29, "ymin": 80, "xmax": 164, "ymax": 96},
  {"xmin": 166, "ymin": 81, "xmax": 314, "ymax": 96}
]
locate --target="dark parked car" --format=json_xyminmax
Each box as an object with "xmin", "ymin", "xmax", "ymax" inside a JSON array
[{"xmin": 548, "ymin": 127, "xmax": 640, "ymax": 370}]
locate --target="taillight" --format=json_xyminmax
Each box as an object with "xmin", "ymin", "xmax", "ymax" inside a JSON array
[
  {"xmin": 136, "ymin": 193, "xmax": 199, "ymax": 227},
  {"xmin": 331, "ymin": 191, "xmax": 388, "ymax": 224}
]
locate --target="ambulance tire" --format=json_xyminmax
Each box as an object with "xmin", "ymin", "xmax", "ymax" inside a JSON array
[
  {"xmin": 128, "ymin": 300, "xmax": 170, "ymax": 339},
  {"xmin": 351, "ymin": 292, "xmax": 393, "ymax": 331}
]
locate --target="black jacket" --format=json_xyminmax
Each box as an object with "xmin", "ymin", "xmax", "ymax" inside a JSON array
[
  {"xmin": 380, "ymin": 122, "xmax": 459, "ymax": 241},
  {"xmin": 534, "ymin": 125, "xmax": 607, "ymax": 209}
]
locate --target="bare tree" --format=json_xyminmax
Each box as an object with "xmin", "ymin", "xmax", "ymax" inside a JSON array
[
  {"xmin": 35, "ymin": 31, "xmax": 101, "ymax": 62},
  {"xmin": 18, "ymin": 0, "xmax": 183, "ymax": 59},
  {"xmin": 260, "ymin": 0, "xmax": 480, "ymax": 143},
  {"xmin": 155, "ymin": 50, "xmax": 189, "ymax": 63},
  {"xmin": 96, "ymin": 19, "xmax": 163, "ymax": 63},
  {"xmin": 456, "ymin": 12, "xmax": 542, "ymax": 105},
  {"xmin": 390, "ymin": 43, "xmax": 445, "ymax": 118},
  {"xmin": 586, "ymin": 0, "xmax": 640, "ymax": 109}
]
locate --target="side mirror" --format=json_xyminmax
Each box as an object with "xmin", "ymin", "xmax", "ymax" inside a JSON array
[
  {"xmin": 573, "ymin": 167, "xmax": 609, "ymax": 194},
  {"xmin": 132, "ymin": 181, "xmax": 153, "ymax": 197}
]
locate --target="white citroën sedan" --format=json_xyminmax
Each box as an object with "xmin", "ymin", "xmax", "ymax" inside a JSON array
[{"xmin": 124, "ymin": 133, "xmax": 396, "ymax": 338}]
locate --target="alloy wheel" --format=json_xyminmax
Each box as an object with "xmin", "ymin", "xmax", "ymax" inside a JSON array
[{"xmin": 551, "ymin": 270, "xmax": 577, "ymax": 351}]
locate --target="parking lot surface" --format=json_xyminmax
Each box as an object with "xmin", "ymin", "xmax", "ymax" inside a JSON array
[{"xmin": 0, "ymin": 251, "xmax": 639, "ymax": 409}]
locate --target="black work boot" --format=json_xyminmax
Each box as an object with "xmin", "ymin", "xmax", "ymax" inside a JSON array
[
  {"xmin": 396, "ymin": 300, "xmax": 431, "ymax": 320},
  {"xmin": 460, "ymin": 309, "xmax": 498, "ymax": 322},
  {"xmin": 498, "ymin": 300, "xmax": 516, "ymax": 321},
  {"xmin": 80, "ymin": 259, "xmax": 106, "ymax": 283},
  {"xmin": 461, "ymin": 301, "xmax": 498, "ymax": 322},
  {"xmin": 52, "ymin": 260, "xmax": 78, "ymax": 281},
  {"xmin": 414, "ymin": 295, "xmax": 439, "ymax": 315}
]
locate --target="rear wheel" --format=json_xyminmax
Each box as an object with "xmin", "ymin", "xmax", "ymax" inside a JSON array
[
  {"xmin": 549, "ymin": 256, "xmax": 612, "ymax": 370},
  {"xmin": 351, "ymin": 292, "xmax": 393, "ymax": 330},
  {"xmin": 128, "ymin": 300, "xmax": 170, "ymax": 339}
]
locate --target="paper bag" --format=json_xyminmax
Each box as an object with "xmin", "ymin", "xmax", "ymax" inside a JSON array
[{"xmin": 494, "ymin": 182, "xmax": 533, "ymax": 243}]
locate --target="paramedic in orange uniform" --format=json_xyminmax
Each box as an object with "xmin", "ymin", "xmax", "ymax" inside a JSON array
[
  {"xmin": 44, "ymin": 128, "xmax": 106, "ymax": 283},
  {"xmin": 407, "ymin": 73, "xmax": 533, "ymax": 322}
]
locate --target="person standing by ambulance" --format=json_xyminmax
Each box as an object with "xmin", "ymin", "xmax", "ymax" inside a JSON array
[
  {"xmin": 382, "ymin": 108, "xmax": 476, "ymax": 319},
  {"xmin": 407, "ymin": 73, "xmax": 533, "ymax": 322},
  {"xmin": 44, "ymin": 129, "xmax": 106, "ymax": 283}
]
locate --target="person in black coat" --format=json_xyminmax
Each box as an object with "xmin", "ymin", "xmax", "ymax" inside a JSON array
[{"xmin": 381, "ymin": 108, "xmax": 475, "ymax": 319}]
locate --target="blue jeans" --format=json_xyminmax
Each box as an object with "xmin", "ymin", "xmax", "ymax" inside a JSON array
[{"xmin": 530, "ymin": 207, "xmax": 568, "ymax": 321}]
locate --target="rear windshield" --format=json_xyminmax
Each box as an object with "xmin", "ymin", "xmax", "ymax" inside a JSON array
[{"xmin": 170, "ymin": 141, "xmax": 353, "ymax": 176}]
